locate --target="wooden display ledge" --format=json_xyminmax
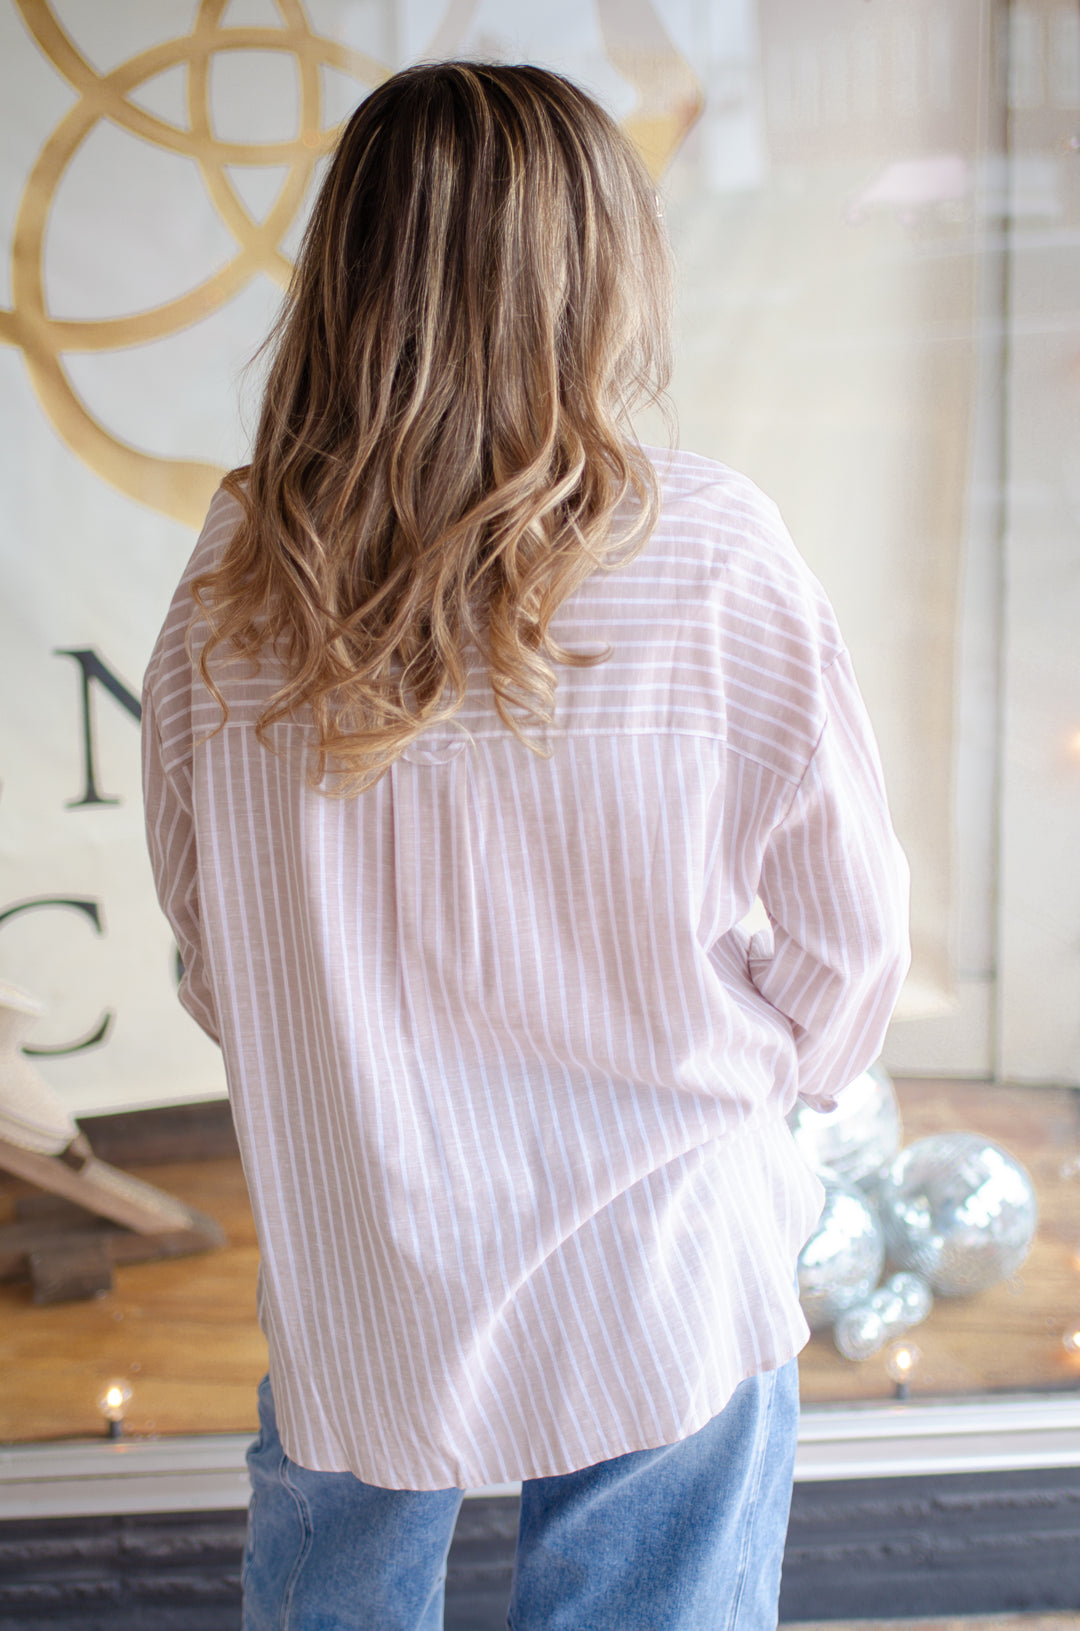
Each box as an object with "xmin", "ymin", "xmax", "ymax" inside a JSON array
[
  {"xmin": 0, "ymin": 1081, "xmax": 1078, "ymax": 1444},
  {"xmin": 0, "ymin": 1153, "xmax": 263, "ymax": 1443}
]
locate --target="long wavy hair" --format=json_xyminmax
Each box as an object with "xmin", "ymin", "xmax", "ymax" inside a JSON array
[{"xmin": 192, "ymin": 60, "xmax": 673, "ymax": 793}]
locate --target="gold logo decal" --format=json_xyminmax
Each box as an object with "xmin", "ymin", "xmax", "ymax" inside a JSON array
[{"xmin": 2, "ymin": 0, "xmax": 700, "ymax": 527}]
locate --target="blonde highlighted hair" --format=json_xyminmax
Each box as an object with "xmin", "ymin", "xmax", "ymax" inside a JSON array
[{"xmin": 193, "ymin": 61, "xmax": 673, "ymax": 793}]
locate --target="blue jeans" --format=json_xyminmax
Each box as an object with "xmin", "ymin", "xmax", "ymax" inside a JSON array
[{"xmin": 242, "ymin": 1363, "xmax": 799, "ymax": 1631}]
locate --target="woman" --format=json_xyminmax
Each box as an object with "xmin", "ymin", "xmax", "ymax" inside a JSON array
[{"xmin": 143, "ymin": 61, "xmax": 909, "ymax": 1631}]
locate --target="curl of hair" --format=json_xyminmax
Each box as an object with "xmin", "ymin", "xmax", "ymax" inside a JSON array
[{"xmin": 192, "ymin": 61, "xmax": 674, "ymax": 795}]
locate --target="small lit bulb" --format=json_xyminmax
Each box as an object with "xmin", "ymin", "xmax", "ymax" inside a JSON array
[
  {"xmin": 1063, "ymin": 1327, "xmax": 1080, "ymax": 1357},
  {"xmin": 97, "ymin": 1381, "xmax": 132, "ymax": 1439},
  {"xmin": 885, "ymin": 1341, "xmax": 921, "ymax": 1398}
]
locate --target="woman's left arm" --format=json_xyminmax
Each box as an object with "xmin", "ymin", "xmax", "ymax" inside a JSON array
[{"xmin": 142, "ymin": 686, "xmax": 221, "ymax": 1045}]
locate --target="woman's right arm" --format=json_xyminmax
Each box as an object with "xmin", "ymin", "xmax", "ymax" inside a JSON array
[{"xmin": 749, "ymin": 646, "xmax": 911, "ymax": 1111}]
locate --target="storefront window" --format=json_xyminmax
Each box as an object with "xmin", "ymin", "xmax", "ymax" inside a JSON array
[{"xmin": 0, "ymin": 0, "xmax": 1077, "ymax": 1441}]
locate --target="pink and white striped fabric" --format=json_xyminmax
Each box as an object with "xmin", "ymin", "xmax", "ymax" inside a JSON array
[{"xmin": 143, "ymin": 449, "xmax": 910, "ymax": 1490}]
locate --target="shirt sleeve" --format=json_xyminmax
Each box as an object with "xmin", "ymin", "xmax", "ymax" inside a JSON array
[
  {"xmin": 141, "ymin": 686, "xmax": 221, "ymax": 1046},
  {"xmin": 749, "ymin": 647, "xmax": 910, "ymax": 1110}
]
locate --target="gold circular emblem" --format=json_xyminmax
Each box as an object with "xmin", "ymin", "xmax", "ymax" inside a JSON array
[{"xmin": 1, "ymin": 0, "xmax": 700, "ymax": 527}]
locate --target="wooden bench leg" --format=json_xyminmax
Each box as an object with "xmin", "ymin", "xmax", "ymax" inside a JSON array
[{"xmin": 29, "ymin": 1238, "xmax": 114, "ymax": 1304}]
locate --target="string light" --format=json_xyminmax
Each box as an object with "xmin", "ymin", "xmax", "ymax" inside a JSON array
[
  {"xmin": 97, "ymin": 1381, "xmax": 132, "ymax": 1440},
  {"xmin": 885, "ymin": 1340, "xmax": 921, "ymax": 1399},
  {"xmin": 1063, "ymin": 1326, "xmax": 1080, "ymax": 1358}
]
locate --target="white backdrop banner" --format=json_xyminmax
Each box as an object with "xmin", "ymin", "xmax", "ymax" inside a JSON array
[{"xmin": 1, "ymin": 0, "xmax": 974, "ymax": 1115}]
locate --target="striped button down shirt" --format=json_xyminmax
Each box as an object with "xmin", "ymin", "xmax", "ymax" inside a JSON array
[{"xmin": 143, "ymin": 449, "xmax": 910, "ymax": 1490}]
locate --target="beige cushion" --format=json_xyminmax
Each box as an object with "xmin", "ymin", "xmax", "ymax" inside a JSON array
[{"xmin": 0, "ymin": 980, "xmax": 79, "ymax": 1155}]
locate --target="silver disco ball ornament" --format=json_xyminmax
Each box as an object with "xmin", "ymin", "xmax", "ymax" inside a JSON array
[
  {"xmin": 879, "ymin": 1133, "xmax": 1038, "ymax": 1297},
  {"xmin": 833, "ymin": 1271, "xmax": 933, "ymax": 1362},
  {"xmin": 797, "ymin": 1176, "xmax": 885, "ymax": 1331},
  {"xmin": 788, "ymin": 1063, "xmax": 902, "ymax": 1193}
]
